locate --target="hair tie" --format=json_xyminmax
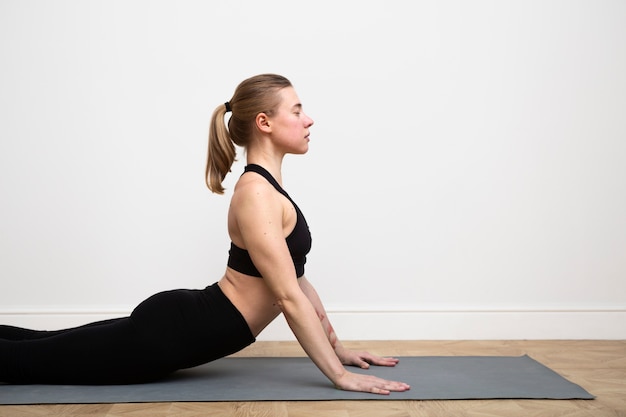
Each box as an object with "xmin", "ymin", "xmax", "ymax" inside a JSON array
[{"xmin": 224, "ymin": 102, "xmax": 232, "ymax": 113}]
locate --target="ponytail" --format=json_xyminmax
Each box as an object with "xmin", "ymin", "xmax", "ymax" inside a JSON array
[{"xmin": 205, "ymin": 104, "xmax": 235, "ymax": 194}]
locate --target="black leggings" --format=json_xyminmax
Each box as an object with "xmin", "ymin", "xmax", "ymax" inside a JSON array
[{"xmin": 0, "ymin": 283, "xmax": 255, "ymax": 384}]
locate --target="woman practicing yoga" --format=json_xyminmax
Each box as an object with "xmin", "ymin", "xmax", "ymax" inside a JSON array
[{"xmin": 0, "ymin": 74, "xmax": 410, "ymax": 395}]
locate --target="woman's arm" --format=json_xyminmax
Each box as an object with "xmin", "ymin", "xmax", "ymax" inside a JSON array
[
  {"xmin": 232, "ymin": 180, "xmax": 345, "ymax": 381},
  {"xmin": 232, "ymin": 180, "xmax": 409, "ymax": 394},
  {"xmin": 298, "ymin": 276, "xmax": 400, "ymax": 369}
]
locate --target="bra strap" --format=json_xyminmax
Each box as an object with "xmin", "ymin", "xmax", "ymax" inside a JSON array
[{"xmin": 244, "ymin": 164, "xmax": 290, "ymax": 199}]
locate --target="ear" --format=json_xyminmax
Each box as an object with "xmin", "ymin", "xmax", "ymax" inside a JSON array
[{"xmin": 255, "ymin": 112, "xmax": 272, "ymax": 133}]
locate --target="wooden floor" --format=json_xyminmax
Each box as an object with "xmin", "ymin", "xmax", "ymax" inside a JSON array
[{"xmin": 1, "ymin": 340, "xmax": 624, "ymax": 417}]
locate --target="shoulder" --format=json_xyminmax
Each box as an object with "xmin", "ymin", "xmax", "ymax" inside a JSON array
[
  {"xmin": 231, "ymin": 173, "xmax": 282, "ymax": 217},
  {"xmin": 230, "ymin": 172, "xmax": 290, "ymax": 257}
]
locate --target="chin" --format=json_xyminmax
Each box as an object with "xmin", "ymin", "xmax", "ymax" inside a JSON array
[{"xmin": 293, "ymin": 144, "xmax": 309, "ymax": 155}]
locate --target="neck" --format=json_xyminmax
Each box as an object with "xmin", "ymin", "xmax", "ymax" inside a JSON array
[{"xmin": 246, "ymin": 151, "xmax": 284, "ymax": 186}]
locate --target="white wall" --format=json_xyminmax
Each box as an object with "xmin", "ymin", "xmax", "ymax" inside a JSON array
[{"xmin": 1, "ymin": 0, "xmax": 625, "ymax": 340}]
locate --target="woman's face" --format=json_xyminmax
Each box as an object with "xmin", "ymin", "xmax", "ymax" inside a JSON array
[{"xmin": 267, "ymin": 87, "xmax": 314, "ymax": 155}]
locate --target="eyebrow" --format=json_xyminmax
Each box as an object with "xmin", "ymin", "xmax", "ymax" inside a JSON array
[{"xmin": 292, "ymin": 103, "xmax": 302, "ymax": 110}]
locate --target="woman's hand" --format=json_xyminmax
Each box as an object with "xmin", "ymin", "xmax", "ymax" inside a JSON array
[
  {"xmin": 332, "ymin": 348, "xmax": 409, "ymax": 395},
  {"xmin": 334, "ymin": 369, "xmax": 410, "ymax": 395},
  {"xmin": 335, "ymin": 347, "xmax": 401, "ymax": 369}
]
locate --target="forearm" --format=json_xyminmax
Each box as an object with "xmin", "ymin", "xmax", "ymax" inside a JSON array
[
  {"xmin": 298, "ymin": 277, "xmax": 344, "ymax": 352},
  {"xmin": 278, "ymin": 294, "xmax": 346, "ymax": 385}
]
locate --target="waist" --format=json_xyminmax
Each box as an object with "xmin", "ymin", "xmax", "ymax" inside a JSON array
[
  {"xmin": 218, "ymin": 271, "xmax": 284, "ymax": 337},
  {"xmin": 203, "ymin": 282, "xmax": 255, "ymax": 341}
]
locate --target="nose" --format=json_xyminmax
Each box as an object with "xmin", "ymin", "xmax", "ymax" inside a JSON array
[{"xmin": 305, "ymin": 113, "xmax": 314, "ymax": 127}]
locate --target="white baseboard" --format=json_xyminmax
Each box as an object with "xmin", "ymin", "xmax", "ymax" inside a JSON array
[
  {"xmin": 2, "ymin": 308, "xmax": 624, "ymax": 340},
  {"xmin": 0, "ymin": 311, "xmax": 129, "ymax": 332},
  {"xmin": 259, "ymin": 309, "xmax": 626, "ymax": 341}
]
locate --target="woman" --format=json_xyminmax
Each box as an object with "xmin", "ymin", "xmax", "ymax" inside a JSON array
[{"xmin": 0, "ymin": 74, "xmax": 409, "ymax": 395}]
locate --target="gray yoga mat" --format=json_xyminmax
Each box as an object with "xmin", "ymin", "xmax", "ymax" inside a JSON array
[{"xmin": 0, "ymin": 355, "xmax": 593, "ymax": 404}]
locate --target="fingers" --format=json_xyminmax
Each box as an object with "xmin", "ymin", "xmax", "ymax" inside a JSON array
[
  {"xmin": 366, "ymin": 378, "xmax": 411, "ymax": 395},
  {"xmin": 379, "ymin": 379, "xmax": 411, "ymax": 393},
  {"xmin": 336, "ymin": 372, "xmax": 411, "ymax": 395},
  {"xmin": 339, "ymin": 349, "xmax": 401, "ymax": 369},
  {"xmin": 371, "ymin": 356, "xmax": 400, "ymax": 367},
  {"xmin": 360, "ymin": 353, "xmax": 400, "ymax": 367},
  {"xmin": 371, "ymin": 386, "xmax": 390, "ymax": 395}
]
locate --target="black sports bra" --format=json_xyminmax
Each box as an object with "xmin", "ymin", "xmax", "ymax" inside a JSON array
[{"xmin": 227, "ymin": 164, "xmax": 312, "ymax": 278}]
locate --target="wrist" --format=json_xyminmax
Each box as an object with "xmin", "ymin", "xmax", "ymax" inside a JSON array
[
  {"xmin": 334, "ymin": 345, "xmax": 349, "ymax": 363},
  {"xmin": 331, "ymin": 367, "xmax": 348, "ymax": 387}
]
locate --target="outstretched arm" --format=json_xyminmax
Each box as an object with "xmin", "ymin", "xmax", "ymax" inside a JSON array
[
  {"xmin": 298, "ymin": 276, "xmax": 401, "ymax": 369},
  {"xmin": 232, "ymin": 180, "xmax": 409, "ymax": 395}
]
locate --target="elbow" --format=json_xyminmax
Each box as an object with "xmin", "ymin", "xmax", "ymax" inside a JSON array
[
  {"xmin": 274, "ymin": 295, "xmax": 294, "ymax": 313},
  {"xmin": 273, "ymin": 291, "xmax": 308, "ymax": 316}
]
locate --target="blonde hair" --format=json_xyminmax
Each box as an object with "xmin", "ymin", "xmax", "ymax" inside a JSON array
[{"xmin": 205, "ymin": 74, "xmax": 292, "ymax": 194}]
